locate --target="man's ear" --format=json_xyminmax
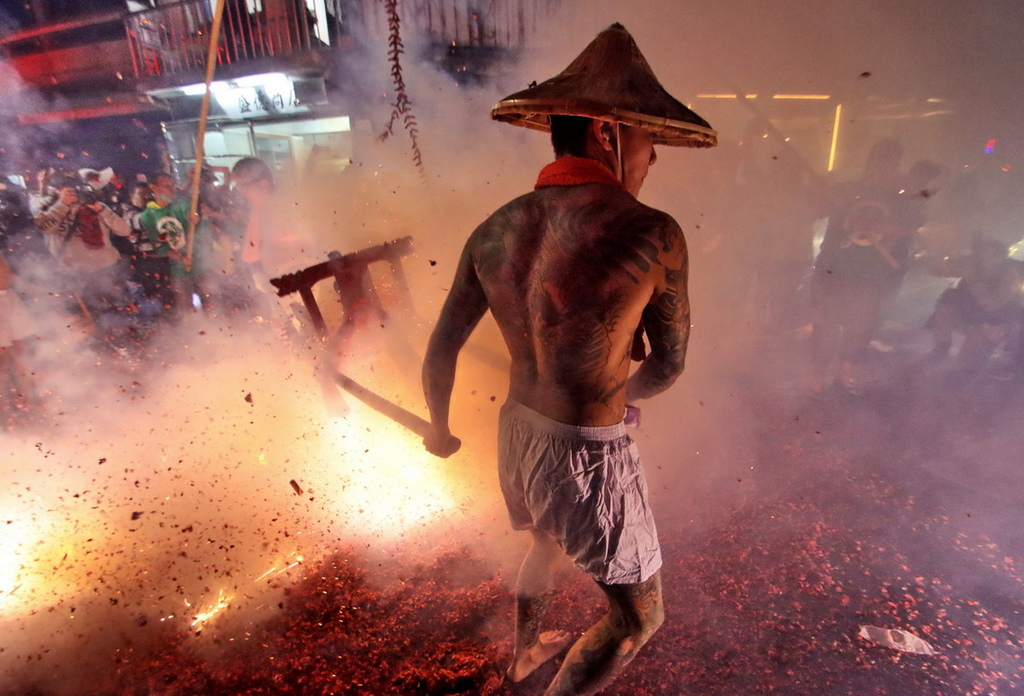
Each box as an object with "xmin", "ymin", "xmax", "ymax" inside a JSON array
[{"xmin": 590, "ymin": 120, "xmax": 615, "ymax": 152}]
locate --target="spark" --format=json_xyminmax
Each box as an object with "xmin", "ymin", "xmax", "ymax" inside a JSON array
[
  {"xmin": 189, "ymin": 589, "xmax": 233, "ymax": 631},
  {"xmin": 255, "ymin": 554, "xmax": 304, "ymax": 583}
]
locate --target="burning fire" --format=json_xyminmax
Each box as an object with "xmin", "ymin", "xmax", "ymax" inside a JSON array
[
  {"xmin": 319, "ymin": 404, "xmax": 467, "ymax": 538},
  {"xmin": 0, "ymin": 494, "xmax": 101, "ymax": 615}
]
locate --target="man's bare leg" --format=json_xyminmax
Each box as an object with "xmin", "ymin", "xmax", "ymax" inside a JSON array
[
  {"xmin": 507, "ymin": 529, "xmax": 574, "ymax": 682},
  {"xmin": 542, "ymin": 571, "xmax": 664, "ymax": 696}
]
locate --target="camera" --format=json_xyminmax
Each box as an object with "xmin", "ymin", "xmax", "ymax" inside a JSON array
[{"xmin": 77, "ymin": 187, "xmax": 99, "ymax": 206}]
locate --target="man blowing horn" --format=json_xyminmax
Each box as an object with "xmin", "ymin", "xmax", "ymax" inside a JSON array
[{"xmin": 422, "ymin": 23, "xmax": 716, "ymax": 695}]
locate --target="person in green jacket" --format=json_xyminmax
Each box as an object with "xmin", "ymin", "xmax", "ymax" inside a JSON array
[{"xmin": 138, "ymin": 171, "xmax": 212, "ymax": 316}]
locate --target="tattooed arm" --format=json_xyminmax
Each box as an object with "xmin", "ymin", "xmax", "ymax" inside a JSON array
[
  {"xmin": 625, "ymin": 219, "xmax": 689, "ymax": 401},
  {"xmin": 422, "ymin": 239, "xmax": 490, "ymax": 457}
]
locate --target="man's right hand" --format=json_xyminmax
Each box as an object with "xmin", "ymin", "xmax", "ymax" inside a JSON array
[{"xmin": 423, "ymin": 429, "xmax": 462, "ymax": 458}]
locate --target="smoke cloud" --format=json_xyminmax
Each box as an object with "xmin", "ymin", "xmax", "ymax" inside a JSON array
[{"xmin": 2, "ymin": 0, "xmax": 1024, "ymax": 692}]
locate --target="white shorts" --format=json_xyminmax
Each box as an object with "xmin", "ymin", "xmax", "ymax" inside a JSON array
[{"xmin": 498, "ymin": 399, "xmax": 662, "ymax": 585}]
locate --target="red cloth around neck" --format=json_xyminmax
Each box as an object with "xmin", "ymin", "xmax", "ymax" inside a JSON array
[{"xmin": 535, "ymin": 156, "xmax": 623, "ymax": 190}]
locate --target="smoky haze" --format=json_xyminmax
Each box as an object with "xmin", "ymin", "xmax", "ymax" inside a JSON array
[{"xmin": 2, "ymin": 0, "xmax": 1023, "ymax": 693}]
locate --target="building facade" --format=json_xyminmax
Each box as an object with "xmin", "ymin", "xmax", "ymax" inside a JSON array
[{"xmin": 0, "ymin": 0, "xmax": 560, "ymax": 181}]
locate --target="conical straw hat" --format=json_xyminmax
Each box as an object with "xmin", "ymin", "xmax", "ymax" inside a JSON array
[{"xmin": 492, "ymin": 23, "xmax": 717, "ymax": 148}]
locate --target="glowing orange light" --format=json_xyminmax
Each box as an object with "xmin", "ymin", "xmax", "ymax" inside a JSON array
[
  {"xmin": 189, "ymin": 589, "xmax": 233, "ymax": 631},
  {"xmin": 321, "ymin": 410, "xmax": 464, "ymax": 537}
]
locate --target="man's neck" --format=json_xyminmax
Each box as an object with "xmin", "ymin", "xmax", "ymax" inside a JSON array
[
  {"xmin": 535, "ymin": 156, "xmax": 624, "ymax": 191},
  {"xmin": 582, "ymin": 145, "xmax": 618, "ymax": 177}
]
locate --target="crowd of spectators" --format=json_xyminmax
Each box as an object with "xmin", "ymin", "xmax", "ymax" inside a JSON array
[
  {"xmin": 0, "ymin": 158, "xmax": 285, "ymax": 420},
  {"xmin": 805, "ymin": 140, "xmax": 1024, "ymax": 392}
]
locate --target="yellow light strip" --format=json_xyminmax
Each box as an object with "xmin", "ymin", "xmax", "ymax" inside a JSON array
[
  {"xmin": 773, "ymin": 94, "xmax": 831, "ymax": 100},
  {"xmin": 697, "ymin": 94, "xmax": 738, "ymax": 99},
  {"xmin": 828, "ymin": 103, "xmax": 843, "ymax": 172}
]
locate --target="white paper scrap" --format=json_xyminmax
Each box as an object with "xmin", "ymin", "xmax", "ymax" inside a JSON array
[{"xmin": 858, "ymin": 625, "xmax": 937, "ymax": 655}]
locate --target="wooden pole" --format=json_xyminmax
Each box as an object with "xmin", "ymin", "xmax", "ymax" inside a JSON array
[
  {"xmin": 184, "ymin": 0, "xmax": 226, "ymax": 272},
  {"xmin": 334, "ymin": 372, "xmax": 432, "ymax": 438}
]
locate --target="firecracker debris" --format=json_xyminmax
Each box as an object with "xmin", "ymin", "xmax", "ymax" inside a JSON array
[
  {"xmin": 5, "ymin": 389, "xmax": 1023, "ymax": 695},
  {"xmin": 21, "ymin": 458, "xmax": 1013, "ymax": 696}
]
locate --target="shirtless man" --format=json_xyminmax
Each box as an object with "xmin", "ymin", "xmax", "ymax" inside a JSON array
[{"xmin": 422, "ymin": 24, "xmax": 716, "ymax": 695}]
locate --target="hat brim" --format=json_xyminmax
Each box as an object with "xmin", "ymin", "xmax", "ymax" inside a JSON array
[{"xmin": 492, "ymin": 98, "xmax": 718, "ymax": 148}]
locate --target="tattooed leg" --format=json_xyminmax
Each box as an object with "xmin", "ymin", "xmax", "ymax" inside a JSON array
[
  {"xmin": 508, "ymin": 530, "xmax": 574, "ymax": 682},
  {"xmin": 542, "ymin": 571, "xmax": 664, "ymax": 696}
]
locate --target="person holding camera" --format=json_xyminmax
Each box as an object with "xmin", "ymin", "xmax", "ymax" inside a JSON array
[{"xmin": 36, "ymin": 176, "xmax": 132, "ymax": 317}]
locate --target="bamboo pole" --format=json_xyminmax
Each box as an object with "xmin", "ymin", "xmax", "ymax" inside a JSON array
[{"xmin": 184, "ymin": 0, "xmax": 226, "ymax": 273}]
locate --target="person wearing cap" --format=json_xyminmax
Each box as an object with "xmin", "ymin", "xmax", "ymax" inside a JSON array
[
  {"xmin": 80, "ymin": 167, "xmax": 132, "ymax": 257},
  {"xmin": 78, "ymin": 167, "xmax": 119, "ymax": 206},
  {"xmin": 36, "ymin": 174, "xmax": 133, "ymax": 317},
  {"xmin": 421, "ymin": 24, "xmax": 715, "ymax": 695}
]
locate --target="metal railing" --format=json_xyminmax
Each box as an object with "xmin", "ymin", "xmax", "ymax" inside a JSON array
[
  {"xmin": 125, "ymin": 0, "xmax": 335, "ymax": 78},
  {"xmin": 363, "ymin": 0, "xmax": 561, "ymax": 49},
  {"xmin": 125, "ymin": 0, "xmax": 561, "ymax": 78}
]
